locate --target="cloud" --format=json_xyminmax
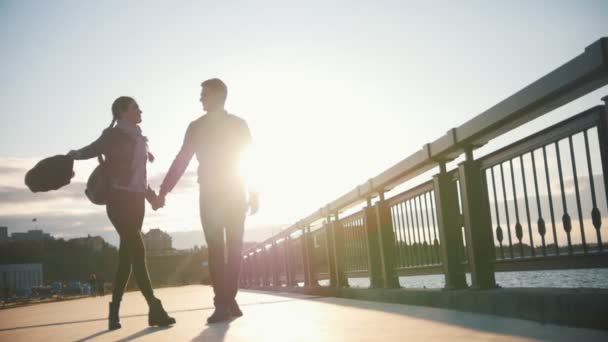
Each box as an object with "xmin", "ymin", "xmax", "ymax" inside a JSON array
[{"xmin": 0, "ymin": 182, "xmax": 86, "ymax": 203}]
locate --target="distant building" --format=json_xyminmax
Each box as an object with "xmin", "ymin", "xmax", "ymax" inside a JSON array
[
  {"xmin": 11, "ymin": 229, "xmax": 52, "ymax": 242},
  {"xmin": 0, "ymin": 226, "xmax": 8, "ymax": 242},
  {"xmin": 69, "ymin": 235, "xmax": 105, "ymax": 252},
  {"xmin": 0, "ymin": 263, "xmax": 43, "ymax": 295},
  {"xmin": 144, "ymin": 228, "xmax": 172, "ymax": 252}
]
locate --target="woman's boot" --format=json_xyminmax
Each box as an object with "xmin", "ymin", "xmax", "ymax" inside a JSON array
[
  {"xmin": 108, "ymin": 301, "xmax": 121, "ymax": 330},
  {"xmin": 148, "ymin": 298, "xmax": 176, "ymax": 326}
]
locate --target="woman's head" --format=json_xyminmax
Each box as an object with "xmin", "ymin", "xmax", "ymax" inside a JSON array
[{"xmin": 110, "ymin": 96, "xmax": 142, "ymax": 126}]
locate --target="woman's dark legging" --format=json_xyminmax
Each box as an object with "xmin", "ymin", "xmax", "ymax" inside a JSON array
[{"xmin": 106, "ymin": 189, "xmax": 155, "ymax": 304}]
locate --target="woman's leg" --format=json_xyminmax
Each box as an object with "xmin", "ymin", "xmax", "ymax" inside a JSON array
[
  {"xmin": 107, "ymin": 190, "xmax": 155, "ymax": 303},
  {"xmin": 122, "ymin": 228, "xmax": 155, "ymax": 303},
  {"xmin": 111, "ymin": 238, "xmax": 131, "ymax": 303}
]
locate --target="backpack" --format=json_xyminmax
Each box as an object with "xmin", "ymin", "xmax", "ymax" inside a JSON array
[{"xmin": 85, "ymin": 155, "xmax": 109, "ymax": 205}]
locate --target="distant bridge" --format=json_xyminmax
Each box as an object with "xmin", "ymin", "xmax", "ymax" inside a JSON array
[{"xmin": 240, "ymin": 37, "xmax": 608, "ymax": 331}]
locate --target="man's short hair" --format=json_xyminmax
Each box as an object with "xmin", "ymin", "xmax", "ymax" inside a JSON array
[{"xmin": 201, "ymin": 78, "xmax": 228, "ymax": 102}]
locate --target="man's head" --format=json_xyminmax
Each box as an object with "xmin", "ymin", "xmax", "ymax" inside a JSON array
[{"xmin": 200, "ymin": 78, "xmax": 228, "ymax": 112}]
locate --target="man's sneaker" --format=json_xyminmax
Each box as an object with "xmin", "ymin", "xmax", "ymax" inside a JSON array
[
  {"xmin": 229, "ymin": 300, "xmax": 243, "ymax": 317},
  {"xmin": 207, "ymin": 305, "xmax": 230, "ymax": 324}
]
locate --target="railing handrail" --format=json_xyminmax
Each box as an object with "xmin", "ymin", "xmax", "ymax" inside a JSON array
[{"xmin": 246, "ymin": 37, "xmax": 608, "ymax": 253}]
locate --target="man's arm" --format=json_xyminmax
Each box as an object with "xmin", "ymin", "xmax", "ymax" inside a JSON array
[
  {"xmin": 158, "ymin": 123, "xmax": 196, "ymax": 203},
  {"xmin": 242, "ymin": 120, "xmax": 259, "ymax": 215}
]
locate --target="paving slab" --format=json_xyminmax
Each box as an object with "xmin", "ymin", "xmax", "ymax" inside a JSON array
[{"xmin": 1, "ymin": 285, "xmax": 607, "ymax": 341}]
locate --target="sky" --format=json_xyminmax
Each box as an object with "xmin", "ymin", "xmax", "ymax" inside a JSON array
[{"xmin": 1, "ymin": 0, "xmax": 607, "ymax": 248}]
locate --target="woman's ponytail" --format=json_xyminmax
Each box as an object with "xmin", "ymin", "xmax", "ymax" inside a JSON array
[{"xmin": 108, "ymin": 117, "xmax": 117, "ymax": 128}]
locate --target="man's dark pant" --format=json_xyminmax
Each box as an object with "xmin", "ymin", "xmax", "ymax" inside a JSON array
[{"xmin": 200, "ymin": 189, "xmax": 246, "ymax": 307}]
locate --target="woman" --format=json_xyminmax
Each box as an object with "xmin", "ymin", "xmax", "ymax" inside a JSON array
[{"xmin": 68, "ymin": 96, "xmax": 175, "ymax": 330}]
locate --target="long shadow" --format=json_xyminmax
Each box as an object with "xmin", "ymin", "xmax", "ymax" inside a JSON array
[
  {"xmin": 237, "ymin": 289, "xmax": 608, "ymax": 340},
  {"xmin": 0, "ymin": 298, "xmax": 305, "ymax": 332},
  {"xmin": 192, "ymin": 320, "xmax": 233, "ymax": 342},
  {"xmin": 114, "ymin": 326, "xmax": 173, "ymax": 342},
  {"xmin": 73, "ymin": 329, "xmax": 112, "ymax": 342}
]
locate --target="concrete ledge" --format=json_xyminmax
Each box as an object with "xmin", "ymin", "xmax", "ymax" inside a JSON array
[{"xmin": 243, "ymin": 286, "xmax": 608, "ymax": 331}]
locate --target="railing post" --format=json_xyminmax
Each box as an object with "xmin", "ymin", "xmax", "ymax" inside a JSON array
[
  {"xmin": 299, "ymin": 226, "xmax": 311, "ymax": 286},
  {"xmin": 324, "ymin": 219, "xmax": 338, "ymax": 287},
  {"xmin": 240, "ymin": 256, "xmax": 248, "ymax": 288},
  {"xmin": 251, "ymin": 252, "xmax": 258, "ymax": 287},
  {"xmin": 271, "ymin": 241, "xmax": 280, "ymax": 287},
  {"xmin": 262, "ymin": 247, "xmax": 271, "ymax": 287},
  {"xmin": 330, "ymin": 214, "xmax": 348, "ymax": 287},
  {"xmin": 284, "ymin": 236, "xmax": 297, "ymax": 286},
  {"xmin": 246, "ymin": 255, "xmax": 253, "ymax": 287},
  {"xmin": 432, "ymin": 163, "xmax": 468, "ymax": 289},
  {"xmin": 598, "ymin": 96, "xmax": 608, "ymax": 211},
  {"xmin": 375, "ymin": 192, "xmax": 400, "ymax": 288},
  {"xmin": 363, "ymin": 198, "xmax": 384, "ymax": 288},
  {"xmin": 459, "ymin": 149, "xmax": 497, "ymax": 289},
  {"xmin": 303, "ymin": 226, "xmax": 318, "ymax": 287}
]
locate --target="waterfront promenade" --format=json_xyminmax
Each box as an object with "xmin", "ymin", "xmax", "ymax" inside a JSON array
[{"xmin": 1, "ymin": 285, "xmax": 607, "ymax": 341}]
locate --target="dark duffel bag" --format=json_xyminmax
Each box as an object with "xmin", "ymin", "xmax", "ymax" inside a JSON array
[{"xmin": 25, "ymin": 155, "xmax": 74, "ymax": 192}]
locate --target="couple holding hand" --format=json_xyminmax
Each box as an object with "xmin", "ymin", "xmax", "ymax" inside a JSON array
[{"xmin": 69, "ymin": 78, "xmax": 258, "ymax": 329}]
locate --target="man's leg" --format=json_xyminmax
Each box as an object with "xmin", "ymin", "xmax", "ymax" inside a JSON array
[
  {"xmin": 200, "ymin": 202, "xmax": 226, "ymax": 308},
  {"xmin": 225, "ymin": 212, "xmax": 245, "ymax": 305}
]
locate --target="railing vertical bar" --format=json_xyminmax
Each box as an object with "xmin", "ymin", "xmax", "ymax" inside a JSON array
[
  {"xmin": 568, "ymin": 135, "xmax": 588, "ymax": 254},
  {"xmin": 519, "ymin": 155, "xmax": 536, "ymax": 257},
  {"xmin": 395, "ymin": 205, "xmax": 406, "ymax": 268},
  {"xmin": 422, "ymin": 192, "xmax": 434, "ymax": 264},
  {"xmin": 424, "ymin": 191, "xmax": 439, "ymax": 264},
  {"xmin": 584, "ymin": 129, "xmax": 603, "ymax": 251},
  {"xmin": 392, "ymin": 205, "xmax": 403, "ymax": 268},
  {"xmin": 415, "ymin": 195, "xmax": 427, "ymax": 265},
  {"xmin": 542, "ymin": 146, "xmax": 559, "ymax": 256},
  {"xmin": 556, "ymin": 140, "xmax": 574, "ymax": 255},
  {"xmin": 362, "ymin": 218, "xmax": 369, "ymax": 270},
  {"xmin": 399, "ymin": 201, "xmax": 412, "ymax": 267},
  {"xmin": 490, "ymin": 166, "xmax": 504, "ymax": 259},
  {"xmin": 344, "ymin": 221, "xmax": 356, "ymax": 271},
  {"xmin": 499, "ymin": 162, "xmax": 515, "ymax": 259},
  {"xmin": 531, "ymin": 150, "xmax": 548, "ymax": 256},
  {"xmin": 430, "ymin": 191, "xmax": 441, "ymax": 264},
  {"xmin": 407, "ymin": 200, "xmax": 420, "ymax": 266},
  {"xmin": 413, "ymin": 196, "xmax": 426, "ymax": 265},
  {"xmin": 398, "ymin": 204, "xmax": 408, "ymax": 268},
  {"xmin": 509, "ymin": 159, "xmax": 524, "ymax": 257},
  {"xmin": 355, "ymin": 219, "xmax": 361, "ymax": 271}
]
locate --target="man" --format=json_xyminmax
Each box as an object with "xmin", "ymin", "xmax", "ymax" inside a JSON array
[{"xmin": 157, "ymin": 78, "xmax": 258, "ymax": 324}]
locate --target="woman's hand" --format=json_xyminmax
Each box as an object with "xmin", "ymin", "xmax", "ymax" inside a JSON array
[{"xmin": 146, "ymin": 186, "xmax": 164, "ymax": 211}]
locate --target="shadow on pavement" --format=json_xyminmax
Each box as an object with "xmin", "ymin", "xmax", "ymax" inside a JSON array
[
  {"xmin": 192, "ymin": 320, "xmax": 232, "ymax": 342},
  {"xmin": 237, "ymin": 289, "xmax": 608, "ymax": 340}
]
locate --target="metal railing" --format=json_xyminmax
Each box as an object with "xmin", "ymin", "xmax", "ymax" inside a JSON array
[{"xmin": 240, "ymin": 37, "xmax": 608, "ymax": 290}]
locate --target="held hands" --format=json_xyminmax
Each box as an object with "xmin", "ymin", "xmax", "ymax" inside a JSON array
[{"xmin": 146, "ymin": 187, "xmax": 166, "ymax": 211}]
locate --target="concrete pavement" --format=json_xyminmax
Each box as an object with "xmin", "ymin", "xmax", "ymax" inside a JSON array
[{"xmin": 1, "ymin": 285, "xmax": 607, "ymax": 341}]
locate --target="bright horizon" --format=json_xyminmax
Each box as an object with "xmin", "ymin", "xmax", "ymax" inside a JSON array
[{"xmin": 1, "ymin": 1, "xmax": 607, "ymax": 248}]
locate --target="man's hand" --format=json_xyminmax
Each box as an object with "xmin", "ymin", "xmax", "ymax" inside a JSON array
[
  {"xmin": 248, "ymin": 193, "xmax": 259, "ymax": 216},
  {"xmin": 146, "ymin": 187, "xmax": 165, "ymax": 211},
  {"xmin": 155, "ymin": 193, "xmax": 166, "ymax": 210}
]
